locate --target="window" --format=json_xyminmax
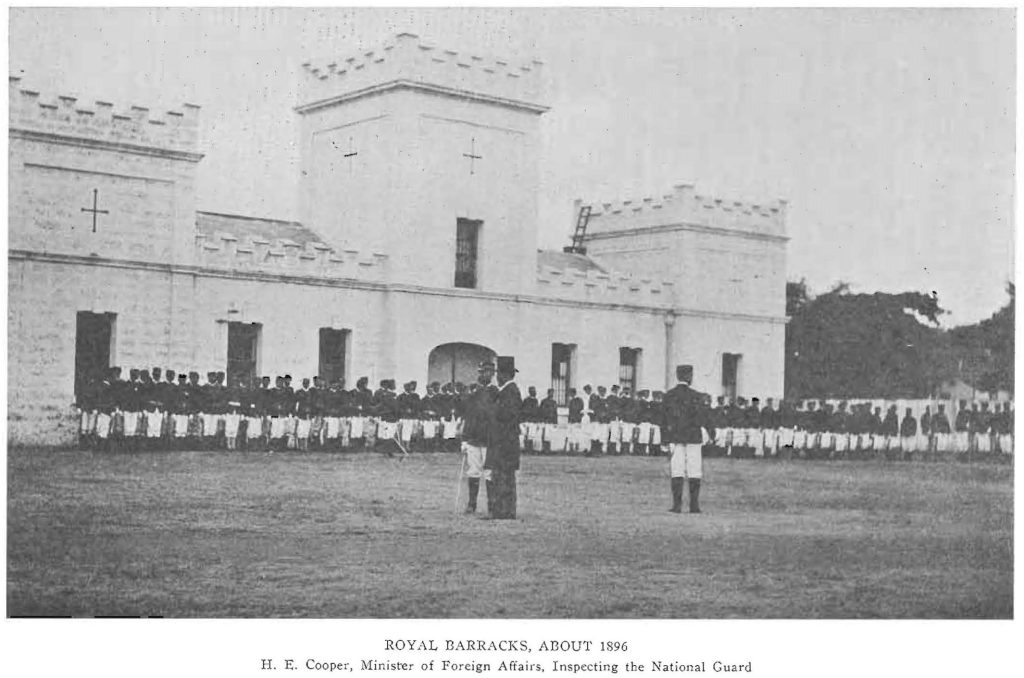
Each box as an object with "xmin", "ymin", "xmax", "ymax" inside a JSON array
[
  {"xmin": 75, "ymin": 311, "xmax": 115, "ymax": 398},
  {"xmin": 551, "ymin": 343, "xmax": 576, "ymax": 405},
  {"xmin": 454, "ymin": 218, "xmax": 481, "ymax": 288},
  {"xmin": 227, "ymin": 322, "xmax": 261, "ymax": 387},
  {"xmin": 319, "ymin": 328, "xmax": 349, "ymax": 386},
  {"xmin": 722, "ymin": 353, "xmax": 741, "ymax": 400},
  {"xmin": 619, "ymin": 347, "xmax": 640, "ymax": 393}
]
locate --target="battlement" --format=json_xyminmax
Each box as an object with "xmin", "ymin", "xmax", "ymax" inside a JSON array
[
  {"xmin": 582, "ymin": 182, "xmax": 787, "ymax": 240},
  {"xmin": 536, "ymin": 265, "xmax": 674, "ymax": 308},
  {"xmin": 297, "ymin": 32, "xmax": 548, "ymax": 114},
  {"xmin": 8, "ymin": 76, "xmax": 201, "ymax": 156},
  {"xmin": 194, "ymin": 232, "xmax": 389, "ymax": 283}
]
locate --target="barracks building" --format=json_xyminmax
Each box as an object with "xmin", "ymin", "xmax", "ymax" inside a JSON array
[{"xmin": 7, "ymin": 33, "xmax": 788, "ymax": 446}]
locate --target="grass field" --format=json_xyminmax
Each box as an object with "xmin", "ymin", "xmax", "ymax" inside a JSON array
[{"xmin": 7, "ymin": 447, "xmax": 1013, "ymax": 618}]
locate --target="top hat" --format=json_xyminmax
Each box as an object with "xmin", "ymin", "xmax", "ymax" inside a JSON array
[
  {"xmin": 478, "ymin": 359, "xmax": 496, "ymax": 372},
  {"xmin": 496, "ymin": 356, "xmax": 518, "ymax": 375},
  {"xmin": 676, "ymin": 364, "xmax": 693, "ymax": 384}
]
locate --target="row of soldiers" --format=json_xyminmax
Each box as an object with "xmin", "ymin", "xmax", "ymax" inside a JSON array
[{"xmin": 75, "ymin": 367, "xmax": 1014, "ymax": 458}]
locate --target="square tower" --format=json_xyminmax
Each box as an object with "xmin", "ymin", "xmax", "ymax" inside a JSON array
[{"xmin": 296, "ymin": 33, "xmax": 548, "ymax": 295}]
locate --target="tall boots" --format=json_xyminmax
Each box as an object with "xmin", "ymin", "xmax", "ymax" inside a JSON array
[
  {"xmin": 669, "ymin": 477, "xmax": 684, "ymax": 513},
  {"xmin": 669, "ymin": 477, "xmax": 702, "ymax": 514},
  {"xmin": 465, "ymin": 478, "xmax": 480, "ymax": 513}
]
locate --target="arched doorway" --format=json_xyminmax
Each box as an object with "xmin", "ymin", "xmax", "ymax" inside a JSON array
[{"xmin": 428, "ymin": 342, "xmax": 496, "ymax": 387}]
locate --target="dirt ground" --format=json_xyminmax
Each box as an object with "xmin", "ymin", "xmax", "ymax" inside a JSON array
[{"xmin": 6, "ymin": 447, "xmax": 1013, "ymax": 618}]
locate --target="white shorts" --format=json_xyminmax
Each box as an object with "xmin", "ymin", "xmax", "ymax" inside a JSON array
[
  {"xmin": 953, "ymin": 431, "xmax": 970, "ymax": 452},
  {"xmin": 421, "ymin": 420, "xmax": 439, "ymax": 440},
  {"xmin": 527, "ymin": 423, "xmax": 544, "ymax": 446},
  {"xmin": 173, "ymin": 414, "xmax": 189, "ymax": 438},
  {"xmin": 934, "ymin": 433, "xmax": 952, "ymax": 452},
  {"xmin": 147, "ymin": 411, "xmax": 164, "ymax": 438},
  {"xmin": 399, "ymin": 419, "xmax": 416, "ymax": 442},
  {"xmin": 349, "ymin": 417, "xmax": 364, "ymax": 440},
  {"xmin": 976, "ymin": 434, "xmax": 992, "ymax": 453},
  {"xmin": 123, "ymin": 411, "xmax": 139, "ymax": 437},
  {"xmin": 568, "ymin": 424, "xmax": 589, "ymax": 448},
  {"xmin": 442, "ymin": 419, "xmax": 459, "ymax": 440},
  {"xmin": 651, "ymin": 425, "xmax": 662, "ymax": 445},
  {"xmin": 607, "ymin": 421, "xmax": 622, "ymax": 444},
  {"xmin": 998, "ymin": 433, "xmax": 1013, "ymax": 455},
  {"xmin": 832, "ymin": 433, "xmax": 846, "ymax": 451},
  {"xmin": 621, "ymin": 422, "xmax": 637, "ymax": 443},
  {"xmin": 247, "ymin": 416, "xmax": 264, "ymax": 439},
  {"xmin": 223, "ymin": 413, "xmax": 240, "ymax": 438},
  {"xmin": 270, "ymin": 417, "xmax": 286, "ymax": 439},
  {"xmin": 777, "ymin": 428, "xmax": 795, "ymax": 448},
  {"xmin": 378, "ymin": 421, "xmax": 398, "ymax": 440},
  {"xmin": 637, "ymin": 422, "xmax": 653, "ymax": 445},
  {"xmin": 749, "ymin": 429, "xmax": 765, "ymax": 456},
  {"xmin": 793, "ymin": 430, "xmax": 808, "ymax": 449},
  {"xmin": 96, "ymin": 413, "xmax": 111, "ymax": 439},
  {"xmin": 325, "ymin": 417, "xmax": 341, "ymax": 439},
  {"xmin": 462, "ymin": 442, "xmax": 491, "ymax": 480},
  {"xmin": 546, "ymin": 425, "xmax": 568, "ymax": 452},
  {"xmin": 296, "ymin": 418, "xmax": 311, "ymax": 439},
  {"xmin": 202, "ymin": 413, "xmax": 217, "ymax": 436},
  {"xmin": 670, "ymin": 443, "xmax": 702, "ymax": 479}
]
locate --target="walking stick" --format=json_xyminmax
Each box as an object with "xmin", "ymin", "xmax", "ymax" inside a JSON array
[{"xmin": 454, "ymin": 452, "xmax": 466, "ymax": 511}]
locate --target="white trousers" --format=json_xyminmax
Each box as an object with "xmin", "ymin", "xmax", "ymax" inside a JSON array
[
  {"xmin": 670, "ymin": 443, "xmax": 703, "ymax": 479},
  {"xmin": 462, "ymin": 442, "xmax": 491, "ymax": 480}
]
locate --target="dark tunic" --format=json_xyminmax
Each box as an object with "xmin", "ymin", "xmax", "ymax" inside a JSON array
[{"xmin": 661, "ymin": 383, "xmax": 707, "ymax": 445}]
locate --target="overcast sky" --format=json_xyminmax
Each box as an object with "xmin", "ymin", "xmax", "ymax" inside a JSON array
[{"xmin": 9, "ymin": 7, "xmax": 1015, "ymax": 325}]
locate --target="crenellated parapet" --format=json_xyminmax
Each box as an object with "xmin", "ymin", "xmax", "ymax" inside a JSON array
[
  {"xmin": 297, "ymin": 32, "xmax": 548, "ymax": 114},
  {"xmin": 536, "ymin": 266, "xmax": 674, "ymax": 308},
  {"xmin": 8, "ymin": 76, "xmax": 201, "ymax": 157},
  {"xmin": 582, "ymin": 182, "xmax": 787, "ymax": 240},
  {"xmin": 194, "ymin": 232, "xmax": 388, "ymax": 283}
]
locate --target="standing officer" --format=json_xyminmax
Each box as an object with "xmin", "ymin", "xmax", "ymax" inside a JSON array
[
  {"xmin": 461, "ymin": 361, "xmax": 496, "ymax": 514},
  {"xmin": 661, "ymin": 365, "xmax": 709, "ymax": 514},
  {"xmin": 484, "ymin": 357, "xmax": 522, "ymax": 520}
]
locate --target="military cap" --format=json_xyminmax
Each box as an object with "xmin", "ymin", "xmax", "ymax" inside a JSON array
[{"xmin": 675, "ymin": 364, "xmax": 693, "ymax": 384}]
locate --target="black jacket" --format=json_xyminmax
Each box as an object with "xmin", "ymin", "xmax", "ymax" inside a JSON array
[{"xmin": 661, "ymin": 383, "xmax": 707, "ymax": 445}]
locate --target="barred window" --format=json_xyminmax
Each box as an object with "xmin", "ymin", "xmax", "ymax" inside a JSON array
[
  {"xmin": 619, "ymin": 347, "xmax": 640, "ymax": 393},
  {"xmin": 551, "ymin": 343, "xmax": 576, "ymax": 406},
  {"xmin": 454, "ymin": 218, "xmax": 481, "ymax": 289}
]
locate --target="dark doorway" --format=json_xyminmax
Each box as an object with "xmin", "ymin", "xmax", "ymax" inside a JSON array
[
  {"xmin": 319, "ymin": 328, "xmax": 349, "ymax": 386},
  {"xmin": 428, "ymin": 342, "xmax": 495, "ymax": 387},
  {"xmin": 227, "ymin": 322, "xmax": 261, "ymax": 387},
  {"xmin": 75, "ymin": 311, "xmax": 114, "ymax": 398}
]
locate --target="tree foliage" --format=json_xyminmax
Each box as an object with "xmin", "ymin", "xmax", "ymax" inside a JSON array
[{"xmin": 784, "ymin": 282, "xmax": 1013, "ymax": 400}]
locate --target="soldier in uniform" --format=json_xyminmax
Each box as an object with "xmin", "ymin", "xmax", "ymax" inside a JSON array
[
  {"xmin": 662, "ymin": 365, "xmax": 708, "ymax": 514},
  {"xmin": 461, "ymin": 361, "xmax": 496, "ymax": 514},
  {"xmin": 567, "ymin": 388, "xmax": 584, "ymax": 424},
  {"xmin": 484, "ymin": 357, "xmax": 522, "ymax": 520},
  {"xmin": 294, "ymin": 378, "xmax": 314, "ymax": 451}
]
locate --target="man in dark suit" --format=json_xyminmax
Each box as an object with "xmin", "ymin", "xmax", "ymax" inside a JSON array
[
  {"xmin": 661, "ymin": 364, "xmax": 709, "ymax": 514},
  {"xmin": 484, "ymin": 356, "xmax": 522, "ymax": 520}
]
